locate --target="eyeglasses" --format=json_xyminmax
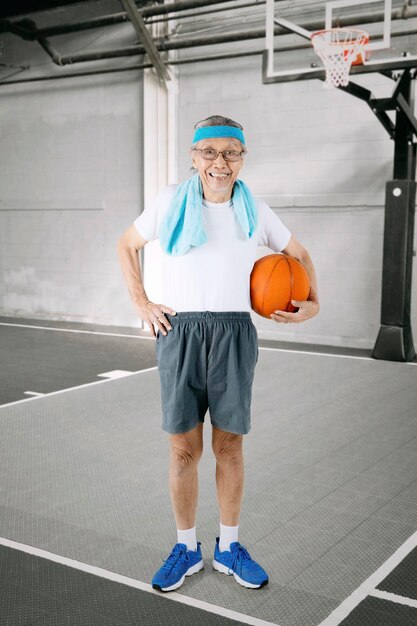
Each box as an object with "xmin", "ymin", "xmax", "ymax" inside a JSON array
[{"xmin": 192, "ymin": 148, "xmax": 246, "ymax": 162}]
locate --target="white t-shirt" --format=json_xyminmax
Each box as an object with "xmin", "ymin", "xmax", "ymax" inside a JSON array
[{"xmin": 134, "ymin": 184, "xmax": 291, "ymax": 312}]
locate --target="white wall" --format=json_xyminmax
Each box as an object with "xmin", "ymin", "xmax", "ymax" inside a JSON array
[
  {"xmin": 178, "ymin": 54, "xmax": 417, "ymax": 349},
  {"xmin": 0, "ymin": 7, "xmax": 144, "ymax": 328}
]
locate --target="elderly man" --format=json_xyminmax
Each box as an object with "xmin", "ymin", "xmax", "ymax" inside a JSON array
[{"xmin": 118, "ymin": 115, "xmax": 319, "ymax": 592}]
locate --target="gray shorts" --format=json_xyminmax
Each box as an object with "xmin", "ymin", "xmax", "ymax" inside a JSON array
[{"xmin": 155, "ymin": 311, "xmax": 259, "ymax": 435}]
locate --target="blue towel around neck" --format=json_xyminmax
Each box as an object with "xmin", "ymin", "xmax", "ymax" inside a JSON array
[{"xmin": 159, "ymin": 174, "xmax": 258, "ymax": 256}]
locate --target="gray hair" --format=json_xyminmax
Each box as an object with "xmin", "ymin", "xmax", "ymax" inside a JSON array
[
  {"xmin": 194, "ymin": 115, "xmax": 243, "ymax": 131},
  {"xmin": 191, "ymin": 115, "xmax": 245, "ymax": 149}
]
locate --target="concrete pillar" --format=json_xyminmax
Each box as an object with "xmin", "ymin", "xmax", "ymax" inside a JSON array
[{"xmin": 140, "ymin": 28, "xmax": 178, "ymax": 322}]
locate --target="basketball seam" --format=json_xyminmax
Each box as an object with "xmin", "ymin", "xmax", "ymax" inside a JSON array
[
  {"xmin": 282, "ymin": 254, "xmax": 294, "ymax": 310},
  {"xmin": 261, "ymin": 255, "xmax": 286, "ymax": 316}
]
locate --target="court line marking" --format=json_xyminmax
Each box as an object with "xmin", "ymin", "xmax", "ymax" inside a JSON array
[
  {"xmin": 370, "ymin": 588, "xmax": 417, "ymax": 609},
  {"xmin": 0, "ymin": 536, "xmax": 280, "ymax": 626},
  {"xmin": 260, "ymin": 346, "xmax": 414, "ymax": 364},
  {"xmin": 0, "ymin": 367, "xmax": 157, "ymax": 410},
  {"xmin": 318, "ymin": 530, "xmax": 417, "ymax": 625},
  {"xmin": 0, "ymin": 322, "xmax": 149, "ymax": 340},
  {"xmin": 97, "ymin": 370, "xmax": 135, "ymax": 379},
  {"xmin": 23, "ymin": 391, "xmax": 45, "ymax": 397},
  {"xmin": 259, "ymin": 346, "xmax": 375, "ymax": 361},
  {"xmin": 1, "ymin": 321, "xmax": 403, "ymax": 362}
]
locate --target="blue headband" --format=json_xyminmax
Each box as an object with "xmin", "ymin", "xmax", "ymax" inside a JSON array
[{"xmin": 192, "ymin": 125, "xmax": 245, "ymax": 145}]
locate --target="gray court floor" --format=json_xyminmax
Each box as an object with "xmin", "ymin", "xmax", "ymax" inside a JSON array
[{"xmin": 1, "ymin": 318, "xmax": 417, "ymax": 625}]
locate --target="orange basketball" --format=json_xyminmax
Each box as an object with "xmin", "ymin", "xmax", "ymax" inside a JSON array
[{"xmin": 250, "ymin": 253, "xmax": 310, "ymax": 318}]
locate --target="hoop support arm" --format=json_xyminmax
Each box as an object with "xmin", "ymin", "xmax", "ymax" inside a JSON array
[
  {"xmin": 273, "ymin": 17, "xmax": 312, "ymax": 40},
  {"xmin": 340, "ymin": 71, "xmax": 417, "ymax": 139},
  {"xmin": 395, "ymin": 93, "xmax": 417, "ymax": 138},
  {"xmin": 339, "ymin": 80, "xmax": 396, "ymax": 138}
]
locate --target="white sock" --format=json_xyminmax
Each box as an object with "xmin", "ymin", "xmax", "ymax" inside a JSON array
[
  {"xmin": 177, "ymin": 526, "xmax": 197, "ymax": 551},
  {"xmin": 219, "ymin": 523, "xmax": 239, "ymax": 552}
]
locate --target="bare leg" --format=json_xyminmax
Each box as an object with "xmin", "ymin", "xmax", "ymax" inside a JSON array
[
  {"xmin": 169, "ymin": 423, "xmax": 204, "ymax": 530},
  {"xmin": 212, "ymin": 427, "xmax": 244, "ymax": 526}
]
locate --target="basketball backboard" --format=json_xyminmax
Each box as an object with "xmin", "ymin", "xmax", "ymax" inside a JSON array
[{"xmin": 263, "ymin": 0, "xmax": 417, "ymax": 84}]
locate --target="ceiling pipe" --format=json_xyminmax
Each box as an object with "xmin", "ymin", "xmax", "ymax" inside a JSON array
[
  {"xmin": 4, "ymin": 25, "xmax": 417, "ymax": 87},
  {"xmin": 37, "ymin": 37, "xmax": 64, "ymax": 65},
  {"xmin": 0, "ymin": 49, "xmax": 259, "ymax": 86},
  {"xmin": 143, "ymin": 1, "xmax": 265, "ymax": 25},
  {"xmin": 35, "ymin": 5, "xmax": 417, "ymax": 68},
  {"xmin": 3, "ymin": 1, "xmax": 417, "ymax": 42},
  {"xmin": 47, "ymin": 29, "xmax": 265, "ymax": 64},
  {"xmin": 2, "ymin": 0, "xmax": 246, "ymax": 40}
]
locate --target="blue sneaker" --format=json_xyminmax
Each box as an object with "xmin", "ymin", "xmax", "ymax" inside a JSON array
[
  {"xmin": 152, "ymin": 543, "xmax": 204, "ymax": 592},
  {"xmin": 213, "ymin": 538, "xmax": 268, "ymax": 589}
]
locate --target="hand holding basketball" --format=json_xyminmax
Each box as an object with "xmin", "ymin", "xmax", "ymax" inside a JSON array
[{"xmin": 270, "ymin": 298, "xmax": 320, "ymax": 324}]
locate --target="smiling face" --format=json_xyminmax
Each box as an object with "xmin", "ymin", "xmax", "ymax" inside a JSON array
[{"xmin": 191, "ymin": 136, "xmax": 245, "ymax": 203}]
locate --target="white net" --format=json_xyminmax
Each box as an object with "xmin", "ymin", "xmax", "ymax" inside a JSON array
[{"xmin": 311, "ymin": 28, "xmax": 369, "ymax": 88}]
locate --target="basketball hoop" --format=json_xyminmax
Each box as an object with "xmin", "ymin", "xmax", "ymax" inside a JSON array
[{"xmin": 311, "ymin": 28, "xmax": 369, "ymax": 88}]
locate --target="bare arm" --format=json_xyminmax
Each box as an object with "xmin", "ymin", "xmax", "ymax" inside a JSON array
[
  {"xmin": 271, "ymin": 235, "xmax": 320, "ymax": 324},
  {"xmin": 117, "ymin": 225, "xmax": 176, "ymax": 337}
]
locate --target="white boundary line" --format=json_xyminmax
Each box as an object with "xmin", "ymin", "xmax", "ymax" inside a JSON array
[
  {"xmin": 318, "ymin": 530, "xmax": 417, "ymax": 625},
  {"xmin": 370, "ymin": 588, "xmax": 417, "ymax": 609},
  {"xmin": 1, "ymin": 321, "xmax": 395, "ymax": 362},
  {"xmin": 0, "ymin": 322, "xmax": 152, "ymax": 340},
  {"xmin": 0, "ymin": 536, "xmax": 279, "ymax": 626},
  {"xmin": 259, "ymin": 346, "xmax": 374, "ymax": 361},
  {"xmin": 0, "ymin": 367, "xmax": 157, "ymax": 410},
  {"xmin": 260, "ymin": 346, "xmax": 413, "ymax": 364}
]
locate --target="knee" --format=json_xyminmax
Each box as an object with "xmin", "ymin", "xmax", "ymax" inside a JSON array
[
  {"xmin": 170, "ymin": 433, "xmax": 203, "ymax": 471},
  {"xmin": 212, "ymin": 432, "xmax": 243, "ymax": 465}
]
